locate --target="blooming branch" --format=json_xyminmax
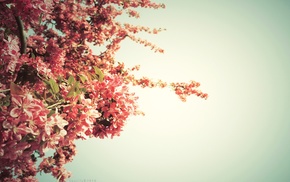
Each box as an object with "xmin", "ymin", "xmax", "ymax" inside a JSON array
[{"xmin": 0, "ymin": 1, "xmax": 207, "ymax": 181}]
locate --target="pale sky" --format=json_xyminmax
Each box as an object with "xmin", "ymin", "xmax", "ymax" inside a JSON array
[{"xmin": 38, "ymin": 1, "xmax": 290, "ymax": 181}]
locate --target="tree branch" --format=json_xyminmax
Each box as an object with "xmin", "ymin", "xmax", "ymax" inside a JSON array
[
  {"xmin": 15, "ymin": 16, "xmax": 26, "ymax": 54},
  {"xmin": 0, "ymin": 89, "xmax": 10, "ymax": 93}
]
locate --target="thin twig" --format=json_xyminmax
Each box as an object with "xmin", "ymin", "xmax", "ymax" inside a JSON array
[
  {"xmin": 0, "ymin": 89, "xmax": 10, "ymax": 93},
  {"xmin": 46, "ymin": 100, "xmax": 64, "ymax": 109},
  {"xmin": 15, "ymin": 16, "xmax": 26, "ymax": 54}
]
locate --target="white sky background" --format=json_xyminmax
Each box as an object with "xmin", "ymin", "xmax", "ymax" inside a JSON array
[{"xmin": 38, "ymin": 1, "xmax": 290, "ymax": 181}]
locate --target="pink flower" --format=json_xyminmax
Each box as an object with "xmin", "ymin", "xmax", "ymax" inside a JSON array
[
  {"xmin": 46, "ymin": 112, "xmax": 68, "ymax": 137},
  {"xmin": 10, "ymin": 94, "xmax": 42, "ymax": 120},
  {"xmin": 2, "ymin": 35, "xmax": 21, "ymax": 72}
]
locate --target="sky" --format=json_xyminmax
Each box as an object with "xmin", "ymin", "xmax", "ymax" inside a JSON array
[{"xmin": 37, "ymin": 1, "xmax": 290, "ymax": 181}]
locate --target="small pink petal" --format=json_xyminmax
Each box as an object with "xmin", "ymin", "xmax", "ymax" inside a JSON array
[
  {"xmin": 0, "ymin": 148, "xmax": 4, "ymax": 156},
  {"xmin": 2, "ymin": 120, "xmax": 12, "ymax": 129},
  {"xmin": 10, "ymin": 107, "xmax": 20, "ymax": 118}
]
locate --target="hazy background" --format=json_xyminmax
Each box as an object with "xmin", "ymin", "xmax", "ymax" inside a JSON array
[{"xmin": 37, "ymin": 0, "xmax": 290, "ymax": 181}]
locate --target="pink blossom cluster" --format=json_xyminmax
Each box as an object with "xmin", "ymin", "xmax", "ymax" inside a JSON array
[
  {"xmin": 0, "ymin": 0, "xmax": 207, "ymax": 181},
  {"xmin": 171, "ymin": 81, "xmax": 208, "ymax": 102}
]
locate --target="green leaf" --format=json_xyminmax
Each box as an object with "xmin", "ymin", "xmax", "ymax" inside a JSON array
[
  {"xmin": 45, "ymin": 97, "xmax": 55, "ymax": 104},
  {"xmin": 47, "ymin": 109, "xmax": 55, "ymax": 118},
  {"xmin": 67, "ymin": 91, "xmax": 74, "ymax": 98},
  {"xmin": 43, "ymin": 79, "xmax": 49, "ymax": 85},
  {"xmin": 0, "ymin": 95, "xmax": 10, "ymax": 107},
  {"xmin": 74, "ymin": 81, "xmax": 81, "ymax": 95},
  {"xmin": 57, "ymin": 76, "xmax": 64, "ymax": 82},
  {"xmin": 67, "ymin": 75, "xmax": 75, "ymax": 85},
  {"xmin": 31, "ymin": 52, "xmax": 36, "ymax": 59},
  {"xmin": 33, "ymin": 91, "xmax": 42, "ymax": 100},
  {"xmin": 93, "ymin": 66, "xmax": 104, "ymax": 82},
  {"xmin": 80, "ymin": 87, "xmax": 87, "ymax": 93},
  {"xmin": 67, "ymin": 84, "xmax": 77, "ymax": 98},
  {"xmin": 38, "ymin": 13, "xmax": 43, "ymax": 25},
  {"xmin": 67, "ymin": 87, "xmax": 75, "ymax": 98},
  {"xmin": 75, "ymin": 81, "xmax": 80, "ymax": 88},
  {"xmin": 78, "ymin": 74, "xmax": 87, "ymax": 83},
  {"xmin": 48, "ymin": 78, "xmax": 59, "ymax": 94},
  {"xmin": 67, "ymin": 81, "xmax": 82, "ymax": 98},
  {"xmin": 88, "ymin": 72, "xmax": 97, "ymax": 80}
]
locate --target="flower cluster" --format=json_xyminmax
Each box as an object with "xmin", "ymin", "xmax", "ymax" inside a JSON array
[
  {"xmin": 171, "ymin": 81, "xmax": 208, "ymax": 102},
  {"xmin": 0, "ymin": 0, "xmax": 207, "ymax": 181}
]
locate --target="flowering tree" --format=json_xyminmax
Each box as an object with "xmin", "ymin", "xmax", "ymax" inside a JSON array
[{"xmin": 0, "ymin": 0, "xmax": 208, "ymax": 181}]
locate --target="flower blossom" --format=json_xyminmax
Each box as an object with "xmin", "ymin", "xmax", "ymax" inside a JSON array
[{"xmin": 10, "ymin": 93, "xmax": 42, "ymax": 120}]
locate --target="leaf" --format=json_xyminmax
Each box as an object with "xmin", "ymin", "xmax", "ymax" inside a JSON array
[
  {"xmin": 67, "ymin": 81, "xmax": 83, "ymax": 98},
  {"xmin": 0, "ymin": 95, "xmax": 10, "ymax": 107},
  {"xmin": 45, "ymin": 97, "xmax": 55, "ymax": 104},
  {"xmin": 48, "ymin": 78, "xmax": 59, "ymax": 94},
  {"xmin": 67, "ymin": 83, "xmax": 77, "ymax": 98},
  {"xmin": 74, "ymin": 81, "xmax": 81, "ymax": 95},
  {"xmin": 38, "ymin": 13, "xmax": 43, "ymax": 25},
  {"xmin": 31, "ymin": 52, "xmax": 36, "ymax": 59},
  {"xmin": 47, "ymin": 109, "xmax": 55, "ymax": 118},
  {"xmin": 57, "ymin": 76, "xmax": 64, "ymax": 82},
  {"xmin": 10, "ymin": 82, "xmax": 24, "ymax": 95},
  {"xmin": 78, "ymin": 74, "xmax": 87, "ymax": 83},
  {"xmin": 33, "ymin": 91, "xmax": 42, "ymax": 100},
  {"xmin": 67, "ymin": 89, "xmax": 75, "ymax": 98},
  {"xmin": 93, "ymin": 66, "xmax": 104, "ymax": 82},
  {"xmin": 43, "ymin": 79, "xmax": 49, "ymax": 85},
  {"xmin": 67, "ymin": 75, "xmax": 75, "ymax": 85},
  {"xmin": 88, "ymin": 72, "xmax": 97, "ymax": 80},
  {"xmin": 80, "ymin": 87, "xmax": 87, "ymax": 93},
  {"xmin": 75, "ymin": 81, "xmax": 80, "ymax": 88}
]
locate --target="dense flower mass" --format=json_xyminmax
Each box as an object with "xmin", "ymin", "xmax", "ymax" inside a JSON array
[{"xmin": 0, "ymin": 0, "xmax": 207, "ymax": 181}]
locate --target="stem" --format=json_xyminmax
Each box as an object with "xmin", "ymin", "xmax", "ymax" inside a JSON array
[
  {"xmin": 15, "ymin": 16, "xmax": 26, "ymax": 54},
  {"xmin": 47, "ymin": 100, "xmax": 64, "ymax": 109},
  {"xmin": 0, "ymin": 89, "xmax": 10, "ymax": 93}
]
